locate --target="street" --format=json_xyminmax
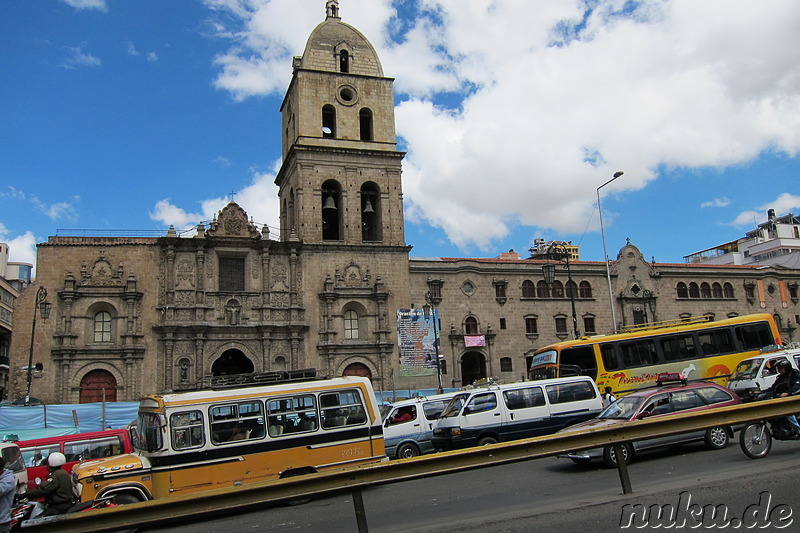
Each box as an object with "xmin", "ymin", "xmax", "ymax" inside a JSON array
[{"xmin": 144, "ymin": 438, "xmax": 800, "ymax": 532}]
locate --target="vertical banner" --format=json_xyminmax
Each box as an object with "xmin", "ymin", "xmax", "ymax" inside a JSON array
[{"xmin": 397, "ymin": 308, "xmax": 438, "ymax": 377}]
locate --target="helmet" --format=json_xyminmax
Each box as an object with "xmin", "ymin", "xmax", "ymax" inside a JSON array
[
  {"xmin": 47, "ymin": 452, "xmax": 66, "ymax": 468},
  {"xmin": 775, "ymin": 360, "xmax": 792, "ymax": 372}
]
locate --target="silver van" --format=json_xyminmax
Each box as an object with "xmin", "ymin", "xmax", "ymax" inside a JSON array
[
  {"xmin": 382, "ymin": 392, "xmax": 458, "ymax": 459},
  {"xmin": 431, "ymin": 377, "xmax": 602, "ymax": 450}
]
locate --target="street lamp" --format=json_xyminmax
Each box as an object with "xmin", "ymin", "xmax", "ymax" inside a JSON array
[
  {"xmin": 541, "ymin": 243, "xmax": 580, "ymax": 339},
  {"xmin": 25, "ymin": 286, "xmax": 51, "ymax": 405},
  {"xmin": 422, "ymin": 292, "xmax": 443, "ymax": 394},
  {"xmin": 597, "ymin": 170, "xmax": 623, "ymax": 333}
]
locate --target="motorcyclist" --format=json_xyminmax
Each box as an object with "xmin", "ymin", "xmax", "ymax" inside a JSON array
[
  {"xmin": 22, "ymin": 452, "xmax": 75, "ymax": 517},
  {"xmin": 761, "ymin": 359, "xmax": 800, "ymax": 437}
]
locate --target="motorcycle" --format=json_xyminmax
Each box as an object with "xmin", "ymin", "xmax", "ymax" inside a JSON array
[
  {"xmin": 739, "ymin": 391, "xmax": 800, "ymax": 459},
  {"xmin": 9, "ymin": 495, "xmax": 118, "ymax": 531}
]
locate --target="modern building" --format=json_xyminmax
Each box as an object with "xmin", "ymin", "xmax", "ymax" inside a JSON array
[
  {"xmin": 0, "ymin": 242, "xmax": 29, "ymax": 400},
  {"xmin": 9, "ymin": 2, "xmax": 800, "ymax": 403},
  {"xmin": 685, "ymin": 209, "xmax": 800, "ymax": 268}
]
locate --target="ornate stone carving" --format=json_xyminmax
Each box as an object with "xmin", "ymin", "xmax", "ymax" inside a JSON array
[
  {"xmin": 334, "ymin": 261, "xmax": 371, "ymax": 288},
  {"xmin": 175, "ymin": 257, "xmax": 195, "ymax": 289},
  {"xmin": 80, "ymin": 250, "xmax": 124, "ymax": 286},
  {"xmin": 205, "ymin": 201, "xmax": 261, "ymax": 238}
]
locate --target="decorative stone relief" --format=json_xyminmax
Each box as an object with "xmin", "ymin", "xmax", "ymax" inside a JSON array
[
  {"xmin": 175, "ymin": 257, "xmax": 195, "ymax": 289},
  {"xmin": 80, "ymin": 250, "xmax": 124, "ymax": 286},
  {"xmin": 334, "ymin": 261, "xmax": 371, "ymax": 288}
]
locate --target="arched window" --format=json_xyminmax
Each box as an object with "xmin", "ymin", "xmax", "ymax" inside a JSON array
[
  {"xmin": 700, "ymin": 282, "xmax": 712, "ymax": 298},
  {"xmin": 94, "ymin": 311, "xmax": 111, "ymax": 342},
  {"xmin": 712, "ymin": 282, "xmax": 723, "ymax": 298},
  {"xmin": 344, "ymin": 309, "xmax": 359, "ymax": 339},
  {"xmin": 339, "ymin": 50, "xmax": 350, "ymax": 73},
  {"xmin": 360, "ymin": 182, "xmax": 381, "ymax": 242},
  {"xmin": 688, "ymin": 282, "xmax": 700, "ymax": 298},
  {"xmin": 676, "ymin": 282, "xmax": 688, "ymax": 298},
  {"xmin": 465, "ymin": 316, "xmax": 478, "ymax": 335},
  {"xmin": 521, "ymin": 280, "xmax": 535, "ymax": 298},
  {"xmin": 579, "ymin": 281, "xmax": 592, "ymax": 298},
  {"xmin": 321, "ymin": 180, "xmax": 342, "ymax": 240},
  {"xmin": 536, "ymin": 280, "xmax": 549, "ymax": 298},
  {"xmin": 273, "ymin": 355, "xmax": 287, "ymax": 372},
  {"xmin": 359, "ymin": 108, "xmax": 373, "ymax": 141},
  {"xmin": 322, "ymin": 105, "xmax": 336, "ymax": 138},
  {"xmin": 500, "ymin": 357, "xmax": 513, "ymax": 372},
  {"xmin": 551, "ymin": 280, "xmax": 565, "ymax": 298},
  {"xmin": 723, "ymin": 283, "xmax": 735, "ymax": 298},
  {"xmin": 565, "ymin": 280, "xmax": 578, "ymax": 299}
]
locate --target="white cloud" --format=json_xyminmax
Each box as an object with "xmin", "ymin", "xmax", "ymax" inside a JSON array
[
  {"xmin": 149, "ymin": 160, "xmax": 281, "ymax": 234},
  {"xmin": 204, "ymin": 0, "xmax": 800, "ymax": 252},
  {"xmin": 0, "ymin": 225, "xmax": 38, "ymax": 269},
  {"xmin": 146, "ymin": 51, "xmax": 159, "ymax": 62},
  {"xmin": 63, "ymin": 44, "xmax": 101, "ymax": 69},
  {"xmin": 61, "ymin": 0, "xmax": 107, "ymax": 11},
  {"xmin": 127, "ymin": 41, "xmax": 139, "ymax": 57},
  {"xmin": 730, "ymin": 192, "xmax": 800, "ymax": 226},
  {"xmin": 700, "ymin": 197, "xmax": 731, "ymax": 208}
]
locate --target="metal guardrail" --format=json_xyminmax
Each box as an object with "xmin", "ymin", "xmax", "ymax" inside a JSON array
[{"xmin": 23, "ymin": 396, "xmax": 800, "ymax": 533}]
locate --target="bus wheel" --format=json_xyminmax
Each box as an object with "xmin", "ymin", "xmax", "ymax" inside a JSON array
[
  {"xmin": 397, "ymin": 442, "xmax": 420, "ymax": 459},
  {"xmin": 602, "ymin": 443, "xmax": 633, "ymax": 468},
  {"xmin": 477, "ymin": 436, "xmax": 498, "ymax": 446},
  {"xmin": 281, "ymin": 469, "xmax": 315, "ymax": 506},
  {"xmin": 112, "ymin": 493, "xmax": 142, "ymax": 505}
]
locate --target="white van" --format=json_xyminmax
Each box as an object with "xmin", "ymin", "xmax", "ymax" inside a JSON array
[
  {"xmin": 431, "ymin": 377, "xmax": 602, "ymax": 450},
  {"xmin": 382, "ymin": 392, "xmax": 459, "ymax": 459},
  {"xmin": 727, "ymin": 347, "xmax": 800, "ymax": 401}
]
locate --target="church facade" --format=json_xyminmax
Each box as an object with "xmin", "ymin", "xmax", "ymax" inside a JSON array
[{"xmin": 9, "ymin": 3, "xmax": 800, "ymax": 403}]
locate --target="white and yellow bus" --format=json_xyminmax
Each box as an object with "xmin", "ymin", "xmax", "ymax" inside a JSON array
[
  {"xmin": 528, "ymin": 313, "xmax": 782, "ymax": 396},
  {"xmin": 71, "ymin": 373, "xmax": 385, "ymax": 504}
]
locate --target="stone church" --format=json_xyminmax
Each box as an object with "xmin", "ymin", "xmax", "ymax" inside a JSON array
[{"xmin": 9, "ymin": 2, "xmax": 800, "ymax": 403}]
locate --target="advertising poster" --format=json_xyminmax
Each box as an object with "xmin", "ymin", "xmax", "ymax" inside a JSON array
[{"xmin": 397, "ymin": 308, "xmax": 439, "ymax": 377}]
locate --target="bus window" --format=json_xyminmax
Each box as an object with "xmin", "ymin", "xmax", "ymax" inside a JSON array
[
  {"xmin": 735, "ymin": 322, "xmax": 775, "ymax": 350},
  {"xmin": 698, "ymin": 328, "xmax": 734, "ymax": 356},
  {"xmin": 267, "ymin": 395, "xmax": 318, "ymax": 435},
  {"xmin": 320, "ymin": 390, "xmax": 367, "ymax": 429},
  {"xmin": 171, "ymin": 411, "xmax": 205, "ymax": 450},
  {"xmin": 559, "ymin": 346, "xmax": 597, "ymax": 379},
  {"xmin": 660, "ymin": 334, "xmax": 697, "ymax": 362},
  {"xmin": 64, "ymin": 436, "xmax": 124, "ymax": 462},
  {"xmin": 619, "ymin": 339, "xmax": 658, "ymax": 368},
  {"xmin": 600, "ymin": 343, "xmax": 619, "ymax": 371},
  {"xmin": 210, "ymin": 401, "xmax": 266, "ymax": 444},
  {"xmin": 137, "ymin": 412, "xmax": 163, "ymax": 452}
]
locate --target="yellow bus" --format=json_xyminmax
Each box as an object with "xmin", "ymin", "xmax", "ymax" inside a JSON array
[
  {"xmin": 71, "ymin": 372, "xmax": 385, "ymax": 504},
  {"xmin": 528, "ymin": 313, "xmax": 782, "ymax": 395}
]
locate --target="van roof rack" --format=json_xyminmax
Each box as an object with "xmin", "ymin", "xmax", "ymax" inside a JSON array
[{"xmin": 205, "ymin": 368, "xmax": 322, "ymax": 390}]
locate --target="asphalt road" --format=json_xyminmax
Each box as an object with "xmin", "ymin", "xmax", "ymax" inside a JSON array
[{"xmin": 145, "ymin": 439, "xmax": 800, "ymax": 532}]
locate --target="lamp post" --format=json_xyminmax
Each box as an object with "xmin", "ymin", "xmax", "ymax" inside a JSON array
[
  {"xmin": 597, "ymin": 170, "xmax": 623, "ymax": 333},
  {"xmin": 541, "ymin": 243, "xmax": 580, "ymax": 339},
  {"xmin": 25, "ymin": 286, "xmax": 52, "ymax": 405},
  {"xmin": 422, "ymin": 292, "xmax": 443, "ymax": 394}
]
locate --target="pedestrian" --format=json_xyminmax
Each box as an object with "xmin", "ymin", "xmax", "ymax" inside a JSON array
[
  {"xmin": 0, "ymin": 457, "xmax": 17, "ymax": 533},
  {"xmin": 602, "ymin": 386, "xmax": 616, "ymax": 408}
]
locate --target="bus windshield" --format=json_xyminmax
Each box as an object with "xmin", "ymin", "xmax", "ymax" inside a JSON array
[
  {"xmin": 440, "ymin": 394, "xmax": 469, "ymax": 418},
  {"xmin": 135, "ymin": 412, "xmax": 163, "ymax": 452}
]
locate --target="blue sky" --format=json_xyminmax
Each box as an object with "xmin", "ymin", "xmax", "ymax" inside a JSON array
[{"xmin": 2, "ymin": 0, "xmax": 800, "ymax": 273}]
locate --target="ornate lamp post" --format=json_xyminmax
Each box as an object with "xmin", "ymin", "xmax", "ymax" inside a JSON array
[
  {"xmin": 25, "ymin": 286, "xmax": 51, "ymax": 405},
  {"xmin": 422, "ymin": 291, "xmax": 443, "ymax": 394},
  {"xmin": 541, "ymin": 244, "xmax": 580, "ymax": 339},
  {"xmin": 597, "ymin": 170, "xmax": 624, "ymax": 333}
]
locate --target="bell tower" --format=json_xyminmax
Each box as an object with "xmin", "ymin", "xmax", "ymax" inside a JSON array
[{"xmin": 275, "ymin": 1, "xmax": 406, "ymax": 247}]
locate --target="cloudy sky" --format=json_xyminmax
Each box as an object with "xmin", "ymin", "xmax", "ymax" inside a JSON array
[{"xmin": 2, "ymin": 0, "xmax": 800, "ymax": 274}]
